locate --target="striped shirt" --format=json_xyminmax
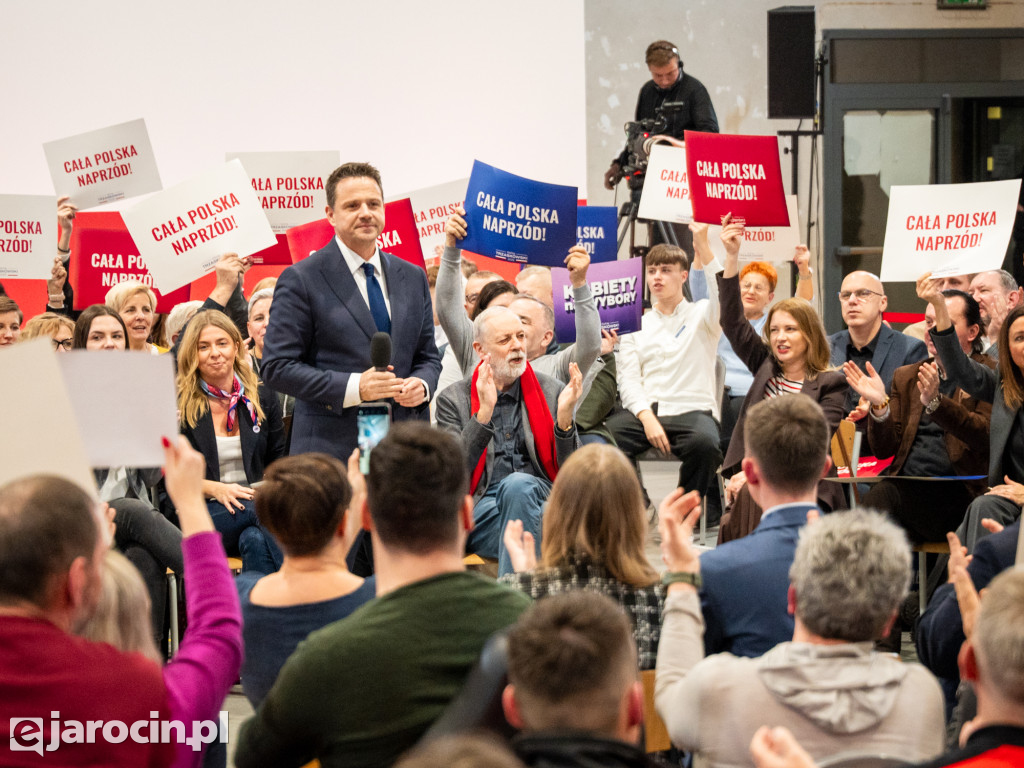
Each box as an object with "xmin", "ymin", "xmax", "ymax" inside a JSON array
[{"xmin": 765, "ymin": 374, "xmax": 803, "ymax": 399}]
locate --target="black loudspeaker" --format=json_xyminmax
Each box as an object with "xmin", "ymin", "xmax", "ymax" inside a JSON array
[{"xmin": 767, "ymin": 6, "xmax": 816, "ymax": 119}]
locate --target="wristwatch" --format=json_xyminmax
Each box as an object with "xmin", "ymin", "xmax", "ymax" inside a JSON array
[
  {"xmin": 662, "ymin": 571, "xmax": 702, "ymax": 589},
  {"xmin": 925, "ymin": 395, "xmax": 941, "ymax": 414}
]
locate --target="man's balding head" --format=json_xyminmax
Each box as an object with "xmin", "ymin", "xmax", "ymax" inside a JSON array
[
  {"xmin": 968, "ymin": 567, "xmax": 1024, "ymax": 707},
  {"xmin": 0, "ymin": 476, "xmax": 104, "ymax": 630},
  {"xmin": 516, "ymin": 266, "xmax": 554, "ymax": 311},
  {"xmin": 838, "ymin": 271, "xmax": 887, "ymax": 333}
]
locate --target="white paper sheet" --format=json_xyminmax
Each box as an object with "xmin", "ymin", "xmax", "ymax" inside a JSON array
[{"xmin": 226, "ymin": 150, "xmax": 339, "ymax": 233}]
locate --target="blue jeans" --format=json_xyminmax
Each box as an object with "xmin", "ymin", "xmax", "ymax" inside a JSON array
[
  {"xmin": 467, "ymin": 473, "xmax": 551, "ymax": 576},
  {"xmin": 207, "ymin": 499, "xmax": 283, "ymax": 574}
]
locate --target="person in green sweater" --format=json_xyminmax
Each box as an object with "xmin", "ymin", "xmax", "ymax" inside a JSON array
[{"xmin": 235, "ymin": 422, "xmax": 531, "ymax": 768}]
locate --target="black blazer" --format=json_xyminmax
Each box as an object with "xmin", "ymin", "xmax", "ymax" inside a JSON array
[{"xmin": 180, "ymin": 382, "xmax": 287, "ymax": 484}]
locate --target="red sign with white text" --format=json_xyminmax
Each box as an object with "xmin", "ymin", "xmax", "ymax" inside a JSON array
[
  {"xmin": 684, "ymin": 131, "xmax": 789, "ymax": 227},
  {"xmin": 249, "ymin": 234, "xmax": 293, "ymax": 266},
  {"xmin": 285, "ymin": 198, "xmax": 426, "ymax": 271},
  {"xmin": 69, "ymin": 212, "xmax": 190, "ymax": 312}
]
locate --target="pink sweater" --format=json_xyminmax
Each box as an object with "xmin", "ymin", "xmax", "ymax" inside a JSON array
[{"xmin": 166, "ymin": 532, "xmax": 243, "ymax": 768}]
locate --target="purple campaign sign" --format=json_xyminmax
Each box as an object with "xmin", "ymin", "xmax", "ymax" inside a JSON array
[
  {"xmin": 552, "ymin": 257, "xmax": 643, "ymax": 342},
  {"xmin": 576, "ymin": 205, "xmax": 618, "ymax": 262},
  {"xmin": 458, "ymin": 160, "xmax": 577, "ymax": 266}
]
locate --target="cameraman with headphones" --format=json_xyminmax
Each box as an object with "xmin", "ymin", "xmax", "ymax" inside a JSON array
[{"xmin": 604, "ymin": 40, "xmax": 719, "ymax": 191}]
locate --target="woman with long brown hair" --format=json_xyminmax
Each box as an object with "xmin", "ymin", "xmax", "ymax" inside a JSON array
[
  {"xmin": 177, "ymin": 309, "xmax": 286, "ymax": 572},
  {"xmin": 712, "ymin": 216, "xmax": 848, "ymax": 543},
  {"xmin": 500, "ymin": 443, "xmax": 664, "ymax": 669}
]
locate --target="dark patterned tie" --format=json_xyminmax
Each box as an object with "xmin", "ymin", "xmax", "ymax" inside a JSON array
[{"xmin": 362, "ymin": 262, "xmax": 391, "ymax": 334}]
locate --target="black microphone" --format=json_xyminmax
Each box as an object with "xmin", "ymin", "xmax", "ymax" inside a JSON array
[{"xmin": 370, "ymin": 332, "xmax": 392, "ymax": 372}]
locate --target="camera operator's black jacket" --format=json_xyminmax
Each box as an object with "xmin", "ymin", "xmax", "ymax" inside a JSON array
[{"xmin": 614, "ymin": 71, "xmax": 719, "ymax": 167}]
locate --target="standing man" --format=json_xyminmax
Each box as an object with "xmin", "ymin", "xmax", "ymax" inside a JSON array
[
  {"xmin": 604, "ymin": 40, "xmax": 719, "ymax": 191},
  {"xmin": 262, "ymin": 163, "xmax": 441, "ymax": 460}
]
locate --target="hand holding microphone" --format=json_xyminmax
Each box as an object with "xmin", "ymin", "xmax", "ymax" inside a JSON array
[{"xmin": 359, "ymin": 332, "xmax": 404, "ymax": 402}]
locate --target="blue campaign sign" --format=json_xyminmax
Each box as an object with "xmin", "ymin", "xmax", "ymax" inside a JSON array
[
  {"xmin": 576, "ymin": 205, "xmax": 618, "ymax": 262},
  {"xmin": 458, "ymin": 160, "xmax": 578, "ymax": 267}
]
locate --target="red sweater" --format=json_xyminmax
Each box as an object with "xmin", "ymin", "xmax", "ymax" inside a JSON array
[{"xmin": 0, "ymin": 615, "xmax": 173, "ymax": 767}]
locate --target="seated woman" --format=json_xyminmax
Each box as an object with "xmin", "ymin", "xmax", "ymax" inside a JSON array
[
  {"xmin": 19, "ymin": 311, "xmax": 75, "ymax": 351},
  {"xmin": 236, "ymin": 451, "xmax": 375, "ymax": 708},
  {"xmin": 922, "ymin": 276, "xmax": 1024, "ymax": 551},
  {"xmin": 713, "ymin": 216, "xmax": 848, "ymax": 543},
  {"xmin": 105, "ymin": 280, "xmax": 164, "ymax": 353},
  {"xmin": 72, "ymin": 304, "xmax": 185, "ymax": 647},
  {"xmin": 79, "ymin": 436, "xmax": 243, "ymax": 768},
  {"xmin": 177, "ymin": 309, "xmax": 286, "ymax": 573},
  {"xmin": 500, "ymin": 443, "xmax": 664, "ymax": 670}
]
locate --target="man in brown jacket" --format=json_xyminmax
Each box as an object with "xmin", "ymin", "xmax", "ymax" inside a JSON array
[{"xmin": 844, "ymin": 289, "xmax": 994, "ymax": 544}]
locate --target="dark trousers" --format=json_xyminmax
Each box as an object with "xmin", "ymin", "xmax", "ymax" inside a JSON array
[
  {"xmin": 863, "ymin": 478, "xmax": 973, "ymax": 544},
  {"xmin": 605, "ymin": 408, "xmax": 722, "ymax": 495}
]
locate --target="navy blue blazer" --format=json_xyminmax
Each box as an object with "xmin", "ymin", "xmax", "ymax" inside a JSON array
[
  {"xmin": 261, "ymin": 239, "xmax": 441, "ymax": 460},
  {"xmin": 828, "ymin": 324, "xmax": 928, "ymax": 414},
  {"xmin": 699, "ymin": 503, "xmax": 817, "ymax": 658},
  {"xmin": 917, "ymin": 520, "xmax": 1018, "ymax": 682}
]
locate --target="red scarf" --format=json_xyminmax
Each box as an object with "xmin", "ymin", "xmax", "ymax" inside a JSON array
[{"xmin": 469, "ymin": 361, "xmax": 559, "ymax": 494}]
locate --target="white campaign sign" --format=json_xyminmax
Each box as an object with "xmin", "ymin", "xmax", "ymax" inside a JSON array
[
  {"xmin": 0, "ymin": 194, "xmax": 57, "ymax": 279},
  {"xmin": 121, "ymin": 159, "xmax": 276, "ymax": 292},
  {"xmin": 59, "ymin": 351, "xmax": 178, "ymax": 468},
  {"xmin": 43, "ymin": 118, "xmax": 163, "ymax": 210},
  {"xmin": 637, "ymin": 144, "xmax": 691, "ymax": 224},
  {"xmin": 0, "ymin": 340, "xmax": 96, "ymax": 497},
  {"xmin": 708, "ymin": 195, "xmax": 802, "ymax": 264},
  {"xmin": 392, "ymin": 178, "xmax": 469, "ymax": 261},
  {"xmin": 880, "ymin": 179, "xmax": 1022, "ymax": 282},
  {"xmin": 226, "ymin": 150, "xmax": 339, "ymax": 233}
]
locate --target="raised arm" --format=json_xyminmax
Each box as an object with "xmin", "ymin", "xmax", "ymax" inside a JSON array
[{"xmin": 437, "ymin": 208, "xmax": 477, "ymax": 374}]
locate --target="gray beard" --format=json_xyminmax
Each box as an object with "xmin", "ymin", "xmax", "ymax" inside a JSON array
[{"xmin": 491, "ymin": 356, "xmax": 526, "ymax": 385}]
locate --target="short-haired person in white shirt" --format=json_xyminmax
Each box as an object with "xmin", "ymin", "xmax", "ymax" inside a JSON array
[{"xmin": 607, "ymin": 243, "xmax": 724, "ymax": 497}]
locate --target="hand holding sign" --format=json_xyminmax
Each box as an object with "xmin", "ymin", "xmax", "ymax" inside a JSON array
[
  {"xmin": 564, "ymin": 245, "xmax": 590, "ymax": 288},
  {"xmin": 444, "ymin": 206, "xmax": 467, "ymax": 247}
]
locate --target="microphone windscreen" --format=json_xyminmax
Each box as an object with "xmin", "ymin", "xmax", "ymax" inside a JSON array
[{"xmin": 370, "ymin": 332, "xmax": 392, "ymax": 371}]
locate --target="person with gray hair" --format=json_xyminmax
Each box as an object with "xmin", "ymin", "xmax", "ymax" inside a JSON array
[
  {"xmin": 165, "ymin": 299, "xmax": 204, "ymax": 347},
  {"xmin": 969, "ymin": 269, "xmax": 1021, "ymax": 356},
  {"xmin": 655, "ymin": 499, "xmax": 945, "ymax": 768},
  {"xmin": 437, "ymin": 305, "xmax": 582, "ymax": 575},
  {"xmin": 246, "ymin": 287, "xmax": 274, "ymax": 373}
]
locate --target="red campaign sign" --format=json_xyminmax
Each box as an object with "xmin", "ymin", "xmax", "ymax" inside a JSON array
[
  {"xmin": 285, "ymin": 198, "xmax": 426, "ymax": 271},
  {"xmin": 684, "ymin": 131, "xmax": 789, "ymax": 227},
  {"xmin": 249, "ymin": 234, "xmax": 293, "ymax": 266},
  {"xmin": 69, "ymin": 211, "xmax": 190, "ymax": 312}
]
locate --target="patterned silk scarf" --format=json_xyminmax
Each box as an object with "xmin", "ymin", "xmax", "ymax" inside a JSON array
[{"xmin": 201, "ymin": 374, "xmax": 257, "ymax": 432}]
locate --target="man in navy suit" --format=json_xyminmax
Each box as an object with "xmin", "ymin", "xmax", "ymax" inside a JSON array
[
  {"xmin": 262, "ymin": 163, "xmax": 441, "ymax": 461},
  {"xmin": 828, "ymin": 270, "xmax": 927, "ymax": 418},
  {"xmin": 698, "ymin": 395, "xmax": 832, "ymax": 658}
]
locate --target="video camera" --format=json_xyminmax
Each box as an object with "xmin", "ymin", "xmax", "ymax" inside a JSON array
[{"xmin": 619, "ymin": 101, "xmax": 687, "ymax": 190}]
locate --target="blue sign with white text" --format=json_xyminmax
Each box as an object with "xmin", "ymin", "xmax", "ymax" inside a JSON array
[
  {"xmin": 458, "ymin": 160, "xmax": 578, "ymax": 267},
  {"xmin": 576, "ymin": 205, "xmax": 618, "ymax": 262}
]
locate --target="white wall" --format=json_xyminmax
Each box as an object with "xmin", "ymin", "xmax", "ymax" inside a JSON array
[{"xmin": 0, "ymin": 0, "xmax": 587, "ymax": 201}]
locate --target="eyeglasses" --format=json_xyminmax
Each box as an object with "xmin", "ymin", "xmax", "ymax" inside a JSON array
[
  {"xmin": 838, "ymin": 289, "xmax": 884, "ymax": 303},
  {"xmin": 52, "ymin": 338, "xmax": 74, "ymax": 351}
]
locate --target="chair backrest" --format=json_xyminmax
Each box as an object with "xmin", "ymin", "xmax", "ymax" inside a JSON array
[
  {"xmin": 830, "ymin": 419, "xmax": 858, "ymax": 476},
  {"xmin": 640, "ymin": 669, "xmax": 672, "ymax": 753},
  {"xmin": 715, "ymin": 355, "xmax": 727, "ymax": 413},
  {"xmin": 419, "ymin": 630, "xmax": 516, "ymax": 744}
]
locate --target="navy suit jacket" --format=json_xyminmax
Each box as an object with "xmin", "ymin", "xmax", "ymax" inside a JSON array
[
  {"xmin": 699, "ymin": 503, "xmax": 817, "ymax": 658},
  {"xmin": 261, "ymin": 239, "xmax": 441, "ymax": 460},
  {"xmin": 917, "ymin": 520, "xmax": 1018, "ymax": 682},
  {"xmin": 829, "ymin": 324, "xmax": 928, "ymax": 414}
]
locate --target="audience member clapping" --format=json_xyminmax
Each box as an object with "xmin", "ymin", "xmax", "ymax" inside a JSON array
[
  {"xmin": 176, "ymin": 309, "xmax": 285, "ymax": 573},
  {"xmin": 235, "ymin": 451, "xmax": 374, "ymax": 708},
  {"xmin": 79, "ymin": 435, "xmax": 243, "ymax": 768},
  {"xmin": 920, "ymin": 273, "xmax": 1024, "ymax": 549},
  {"xmin": 656, "ymin": 503, "xmax": 944, "ymax": 766},
  {"xmin": 501, "ymin": 443, "xmax": 665, "ymax": 669},
  {"xmin": 716, "ymin": 216, "xmax": 848, "ymax": 543}
]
